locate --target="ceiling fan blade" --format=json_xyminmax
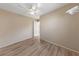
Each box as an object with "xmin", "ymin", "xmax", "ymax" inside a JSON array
[
  {"xmin": 66, "ymin": 6, "xmax": 79, "ymax": 15},
  {"xmin": 17, "ymin": 3, "xmax": 32, "ymax": 11}
]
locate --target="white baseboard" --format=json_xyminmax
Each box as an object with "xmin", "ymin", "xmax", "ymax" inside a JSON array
[
  {"xmin": 0, "ymin": 36, "xmax": 32, "ymax": 48},
  {"xmin": 41, "ymin": 39, "xmax": 79, "ymax": 54}
]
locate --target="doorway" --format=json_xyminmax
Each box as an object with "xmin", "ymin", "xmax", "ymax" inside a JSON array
[
  {"xmin": 34, "ymin": 20, "xmax": 40, "ymax": 39},
  {"xmin": 33, "ymin": 19, "xmax": 40, "ymax": 46}
]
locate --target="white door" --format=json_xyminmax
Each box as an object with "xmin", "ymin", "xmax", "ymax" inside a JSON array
[{"xmin": 34, "ymin": 20, "xmax": 40, "ymax": 38}]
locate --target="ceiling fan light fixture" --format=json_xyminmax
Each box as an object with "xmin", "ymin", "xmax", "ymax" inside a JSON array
[{"xmin": 29, "ymin": 4, "xmax": 41, "ymax": 19}]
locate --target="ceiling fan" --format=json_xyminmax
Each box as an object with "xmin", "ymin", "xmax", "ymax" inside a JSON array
[
  {"xmin": 66, "ymin": 5, "xmax": 79, "ymax": 15},
  {"xmin": 17, "ymin": 3, "xmax": 41, "ymax": 19}
]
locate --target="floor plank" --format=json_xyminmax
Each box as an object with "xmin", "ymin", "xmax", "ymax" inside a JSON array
[{"xmin": 0, "ymin": 38, "xmax": 79, "ymax": 56}]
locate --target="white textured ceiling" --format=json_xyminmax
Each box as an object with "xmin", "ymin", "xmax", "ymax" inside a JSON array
[{"xmin": 0, "ymin": 3, "xmax": 67, "ymax": 19}]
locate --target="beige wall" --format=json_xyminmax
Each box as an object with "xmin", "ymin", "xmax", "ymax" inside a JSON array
[
  {"xmin": 40, "ymin": 3, "xmax": 79, "ymax": 51},
  {"xmin": 0, "ymin": 9, "xmax": 33, "ymax": 48}
]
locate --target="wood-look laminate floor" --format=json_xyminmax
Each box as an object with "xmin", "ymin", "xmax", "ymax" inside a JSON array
[{"xmin": 0, "ymin": 38, "xmax": 79, "ymax": 56}]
